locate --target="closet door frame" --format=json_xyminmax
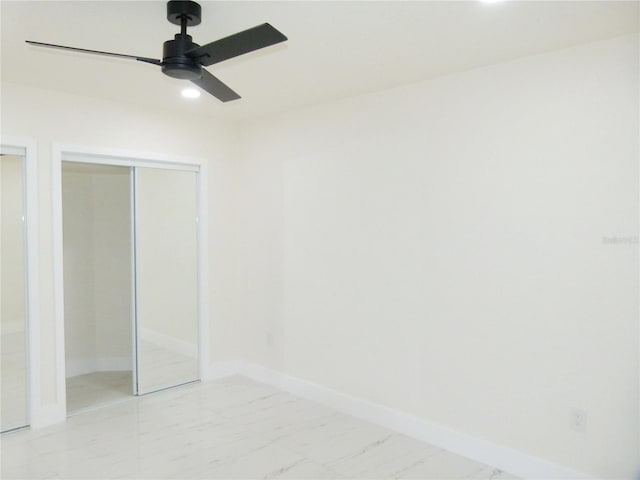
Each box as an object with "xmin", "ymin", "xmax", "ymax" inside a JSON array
[
  {"xmin": 52, "ymin": 144, "xmax": 209, "ymax": 421},
  {"xmin": 0, "ymin": 139, "xmax": 39, "ymax": 430}
]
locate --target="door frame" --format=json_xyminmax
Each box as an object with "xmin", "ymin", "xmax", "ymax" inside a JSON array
[
  {"xmin": 0, "ymin": 139, "xmax": 40, "ymax": 430},
  {"xmin": 52, "ymin": 144, "xmax": 209, "ymax": 419}
]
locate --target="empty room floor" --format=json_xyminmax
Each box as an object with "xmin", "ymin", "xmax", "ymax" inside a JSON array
[
  {"xmin": 66, "ymin": 371, "xmax": 133, "ymax": 414},
  {"xmin": 1, "ymin": 376, "xmax": 518, "ymax": 479},
  {"xmin": 65, "ymin": 340, "xmax": 197, "ymax": 414}
]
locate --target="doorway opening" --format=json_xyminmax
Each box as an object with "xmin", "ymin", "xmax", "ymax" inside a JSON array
[
  {"xmin": 61, "ymin": 157, "xmax": 200, "ymax": 415},
  {"xmin": 62, "ymin": 163, "xmax": 133, "ymax": 413}
]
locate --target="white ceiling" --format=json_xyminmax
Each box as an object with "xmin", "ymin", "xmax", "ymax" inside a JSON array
[{"xmin": 2, "ymin": 1, "xmax": 638, "ymax": 122}]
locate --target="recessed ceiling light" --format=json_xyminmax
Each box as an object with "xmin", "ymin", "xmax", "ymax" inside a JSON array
[{"xmin": 181, "ymin": 88, "xmax": 201, "ymax": 99}]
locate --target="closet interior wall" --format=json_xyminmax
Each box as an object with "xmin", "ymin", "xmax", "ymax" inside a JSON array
[{"xmin": 62, "ymin": 163, "xmax": 133, "ymax": 412}]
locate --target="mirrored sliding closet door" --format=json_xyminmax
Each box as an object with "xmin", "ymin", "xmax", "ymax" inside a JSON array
[
  {"xmin": 1, "ymin": 150, "xmax": 29, "ymax": 432},
  {"xmin": 134, "ymin": 167, "xmax": 199, "ymax": 395},
  {"xmin": 61, "ymin": 157, "xmax": 200, "ymax": 413}
]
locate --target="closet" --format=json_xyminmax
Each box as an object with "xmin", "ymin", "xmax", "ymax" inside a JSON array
[{"xmin": 62, "ymin": 157, "xmax": 199, "ymax": 414}]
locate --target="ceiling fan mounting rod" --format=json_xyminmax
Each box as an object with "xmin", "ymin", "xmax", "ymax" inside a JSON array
[
  {"xmin": 167, "ymin": 1, "xmax": 202, "ymax": 28},
  {"xmin": 179, "ymin": 15, "xmax": 189, "ymax": 36}
]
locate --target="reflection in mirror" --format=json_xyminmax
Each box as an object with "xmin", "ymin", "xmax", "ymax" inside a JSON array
[
  {"xmin": 62, "ymin": 162, "xmax": 134, "ymax": 413},
  {"xmin": 135, "ymin": 167, "xmax": 198, "ymax": 394},
  {"xmin": 1, "ymin": 154, "xmax": 28, "ymax": 432}
]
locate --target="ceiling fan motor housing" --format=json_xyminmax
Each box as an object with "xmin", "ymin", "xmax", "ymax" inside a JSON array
[
  {"xmin": 161, "ymin": 33, "xmax": 201, "ymax": 80},
  {"xmin": 161, "ymin": 1, "xmax": 203, "ymax": 80}
]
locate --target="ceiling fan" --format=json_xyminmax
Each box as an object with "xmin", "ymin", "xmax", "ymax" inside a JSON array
[{"xmin": 26, "ymin": 0, "xmax": 287, "ymax": 102}]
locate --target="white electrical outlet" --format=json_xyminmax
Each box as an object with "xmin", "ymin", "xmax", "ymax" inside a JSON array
[{"xmin": 570, "ymin": 408, "xmax": 588, "ymax": 432}]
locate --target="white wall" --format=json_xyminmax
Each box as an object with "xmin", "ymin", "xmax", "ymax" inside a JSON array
[
  {"xmin": 92, "ymin": 170, "xmax": 134, "ymax": 366},
  {"xmin": 1, "ymin": 83, "xmax": 241, "ymax": 415},
  {"xmin": 62, "ymin": 166, "xmax": 132, "ymax": 377},
  {"xmin": 62, "ymin": 170, "xmax": 97, "ymax": 374},
  {"xmin": 234, "ymin": 34, "xmax": 639, "ymax": 479},
  {"xmin": 2, "ymin": 32, "xmax": 637, "ymax": 480}
]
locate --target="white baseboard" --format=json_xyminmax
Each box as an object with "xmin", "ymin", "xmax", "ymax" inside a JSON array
[
  {"xmin": 66, "ymin": 356, "xmax": 132, "ymax": 378},
  {"xmin": 139, "ymin": 328, "xmax": 197, "ymax": 359},
  {"xmin": 206, "ymin": 360, "xmax": 592, "ymax": 480},
  {"xmin": 201, "ymin": 360, "xmax": 241, "ymax": 382},
  {"xmin": 30, "ymin": 402, "xmax": 66, "ymax": 428}
]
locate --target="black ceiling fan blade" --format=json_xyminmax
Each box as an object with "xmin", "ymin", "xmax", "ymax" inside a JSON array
[
  {"xmin": 25, "ymin": 41, "xmax": 162, "ymax": 65},
  {"xmin": 191, "ymin": 69, "xmax": 240, "ymax": 102},
  {"xmin": 185, "ymin": 23, "xmax": 287, "ymax": 67}
]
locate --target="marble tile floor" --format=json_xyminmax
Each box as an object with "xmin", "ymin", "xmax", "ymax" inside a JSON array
[
  {"xmin": 1, "ymin": 376, "xmax": 520, "ymax": 479},
  {"xmin": 137, "ymin": 340, "xmax": 198, "ymax": 394},
  {"xmin": 66, "ymin": 339, "xmax": 197, "ymax": 414},
  {"xmin": 66, "ymin": 371, "xmax": 134, "ymax": 414}
]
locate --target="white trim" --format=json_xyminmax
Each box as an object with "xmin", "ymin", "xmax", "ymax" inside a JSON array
[
  {"xmin": 130, "ymin": 169, "xmax": 138, "ymax": 397},
  {"xmin": 57, "ymin": 144, "xmax": 202, "ymax": 171},
  {"xmin": 197, "ymin": 160, "xmax": 209, "ymax": 383},
  {"xmin": 205, "ymin": 361, "xmax": 593, "ymax": 480},
  {"xmin": 132, "ymin": 166, "xmax": 140, "ymax": 395},
  {"xmin": 62, "ymin": 152, "xmax": 199, "ymax": 172},
  {"xmin": 0, "ymin": 145, "xmax": 26, "ymax": 156},
  {"xmin": 24, "ymin": 140, "xmax": 41, "ymax": 429},
  {"xmin": 51, "ymin": 145, "xmax": 67, "ymax": 424},
  {"xmin": 52, "ymin": 143, "xmax": 209, "ymax": 416},
  {"xmin": 637, "ymin": 33, "xmax": 640, "ymax": 480},
  {"xmin": 29, "ymin": 403, "xmax": 66, "ymax": 429}
]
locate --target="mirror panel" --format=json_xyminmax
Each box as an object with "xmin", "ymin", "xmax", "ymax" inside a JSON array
[
  {"xmin": 1, "ymin": 154, "xmax": 28, "ymax": 432},
  {"xmin": 135, "ymin": 167, "xmax": 198, "ymax": 394},
  {"xmin": 62, "ymin": 162, "xmax": 134, "ymax": 414}
]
